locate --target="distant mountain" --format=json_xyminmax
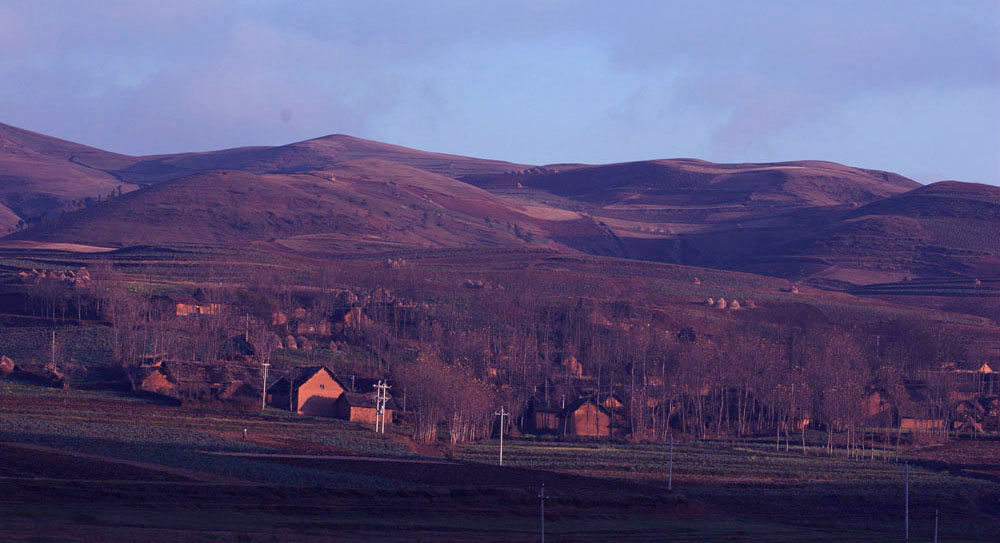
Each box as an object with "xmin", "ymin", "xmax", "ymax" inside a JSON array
[
  {"xmin": 0, "ymin": 122, "xmax": 530, "ymax": 225},
  {"xmin": 462, "ymin": 159, "xmax": 921, "ymax": 268},
  {"xmin": 743, "ymin": 181, "xmax": 1000, "ymax": 285},
  {"xmin": 7, "ymin": 121, "xmax": 996, "ymax": 286},
  {"xmin": 0, "ymin": 123, "xmax": 138, "ymax": 222},
  {"xmin": 108, "ymin": 134, "xmax": 532, "ymax": 185},
  {"xmin": 464, "ymin": 158, "xmax": 917, "ymax": 208},
  {"xmin": 10, "ymin": 158, "xmax": 615, "ymax": 253}
]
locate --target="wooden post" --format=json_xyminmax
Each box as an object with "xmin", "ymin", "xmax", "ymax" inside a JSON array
[
  {"xmin": 495, "ymin": 406, "xmax": 509, "ymax": 466},
  {"xmin": 934, "ymin": 507, "xmax": 938, "ymax": 543},
  {"xmin": 905, "ymin": 462, "xmax": 910, "ymax": 541},
  {"xmin": 538, "ymin": 482, "xmax": 547, "ymax": 543},
  {"xmin": 260, "ymin": 362, "xmax": 270, "ymax": 411},
  {"xmin": 668, "ymin": 433, "xmax": 674, "ymax": 491}
]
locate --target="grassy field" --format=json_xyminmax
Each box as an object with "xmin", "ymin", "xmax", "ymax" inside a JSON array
[{"xmin": 1, "ymin": 380, "xmax": 999, "ymax": 541}]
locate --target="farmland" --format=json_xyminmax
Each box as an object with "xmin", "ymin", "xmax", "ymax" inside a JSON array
[{"xmin": 1, "ymin": 381, "xmax": 999, "ymax": 542}]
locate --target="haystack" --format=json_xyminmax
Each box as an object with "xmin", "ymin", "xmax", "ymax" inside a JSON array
[
  {"xmin": 0, "ymin": 355, "xmax": 13, "ymax": 377},
  {"xmin": 706, "ymin": 298, "xmax": 715, "ymax": 306},
  {"xmin": 284, "ymin": 335, "xmax": 298, "ymax": 350},
  {"xmin": 729, "ymin": 300, "xmax": 741, "ymax": 310},
  {"xmin": 716, "ymin": 297, "xmax": 727, "ymax": 309}
]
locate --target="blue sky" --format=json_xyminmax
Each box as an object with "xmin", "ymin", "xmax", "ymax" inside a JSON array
[{"xmin": 1, "ymin": 1, "xmax": 997, "ymax": 184}]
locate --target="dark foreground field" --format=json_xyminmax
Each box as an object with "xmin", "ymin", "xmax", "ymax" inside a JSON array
[{"xmin": 2, "ymin": 381, "xmax": 999, "ymax": 542}]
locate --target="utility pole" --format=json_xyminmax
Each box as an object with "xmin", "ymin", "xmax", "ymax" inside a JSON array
[
  {"xmin": 51, "ymin": 330, "xmax": 56, "ymax": 367},
  {"xmin": 905, "ymin": 462, "xmax": 910, "ymax": 541},
  {"xmin": 934, "ymin": 507, "xmax": 938, "ymax": 543},
  {"xmin": 374, "ymin": 380, "xmax": 391, "ymax": 434},
  {"xmin": 495, "ymin": 406, "xmax": 509, "ymax": 466},
  {"xmin": 538, "ymin": 482, "xmax": 547, "ymax": 543},
  {"xmin": 260, "ymin": 362, "xmax": 270, "ymax": 411},
  {"xmin": 668, "ymin": 433, "xmax": 674, "ymax": 491}
]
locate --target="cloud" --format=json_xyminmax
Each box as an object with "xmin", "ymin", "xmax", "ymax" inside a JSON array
[{"xmin": 0, "ymin": 1, "xmax": 996, "ymax": 183}]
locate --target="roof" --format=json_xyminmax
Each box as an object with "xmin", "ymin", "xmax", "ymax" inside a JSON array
[
  {"xmin": 565, "ymin": 396, "xmax": 611, "ymax": 416},
  {"xmin": 267, "ymin": 366, "xmax": 337, "ymax": 392},
  {"xmin": 339, "ymin": 391, "xmax": 398, "ymax": 410}
]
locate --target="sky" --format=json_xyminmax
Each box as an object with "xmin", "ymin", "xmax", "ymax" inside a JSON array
[{"xmin": 0, "ymin": 1, "xmax": 997, "ymax": 185}]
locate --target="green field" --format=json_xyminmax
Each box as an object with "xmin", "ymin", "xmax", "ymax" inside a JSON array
[{"xmin": 1, "ymin": 380, "xmax": 998, "ymax": 542}]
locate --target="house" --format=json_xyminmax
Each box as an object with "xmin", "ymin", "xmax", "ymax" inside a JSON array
[
  {"xmin": 898, "ymin": 383, "xmax": 946, "ymax": 432},
  {"xmin": 527, "ymin": 404, "xmax": 564, "ymax": 434},
  {"xmin": 861, "ymin": 389, "xmax": 896, "ymax": 427},
  {"xmin": 137, "ymin": 360, "xmax": 259, "ymax": 408},
  {"xmin": 267, "ymin": 366, "xmax": 345, "ymax": 416},
  {"xmin": 175, "ymin": 301, "xmax": 224, "ymax": 317},
  {"xmin": 900, "ymin": 416, "xmax": 945, "ymax": 431},
  {"xmin": 295, "ymin": 320, "xmax": 331, "ymax": 336},
  {"xmin": 336, "ymin": 392, "xmax": 395, "ymax": 424},
  {"xmin": 564, "ymin": 396, "xmax": 613, "ymax": 438}
]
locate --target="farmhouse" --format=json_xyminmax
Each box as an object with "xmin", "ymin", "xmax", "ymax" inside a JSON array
[
  {"xmin": 900, "ymin": 415, "xmax": 945, "ymax": 432},
  {"xmin": 564, "ymin": 396, "xmax": 613, "ymax": 438},
  {"xmin": 528, "ymin": 404, "xmax": 564, "ymax": 433},
  {"xmin": 137, "ymin": 360, "xmax": 258, "ymax": 409},
  {"xmin": 175, "ymin": 300, "xmax": 225, "ymax": 317},
  {"xmin": 336, "ymin": 392, "xmax": 395, "ymax": 424},
  {"xmin": 267, "ymin": 366, "xmax": 345, "ymax": 416},
  {"xmin": 861, "ymin": 389, "xmax": 896, "ymax": 427}
]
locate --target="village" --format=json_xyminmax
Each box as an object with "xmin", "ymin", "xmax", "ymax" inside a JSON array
[
  {"xmin": 6, "ymin": 265, "xmax": 998, "ymax": 449},
  {"xmin": 3, "ymin": 255, "xmax": 1000, "ymax": 541}
]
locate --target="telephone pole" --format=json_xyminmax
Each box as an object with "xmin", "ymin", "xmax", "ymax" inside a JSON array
[
  {"xmin": 934, "ymin": 507, "xmax": 938, "ymax": 543},
  {"xmin": 495, "ymin": 406, "xmax": 509, "ymax": 466},
  {"xmin": 668, "ymin": 433, "xmax": 674, "ymax": 491},
  {"xmin": 260, "ymin": 362, "xmax": 270, "ymax": 411},
  {"xmin": 538, "ymin": 482, "xmax": 547, "ymax": 543},
  {"xmin": 374, "ymin": 380, "xmax": 391, "ymax": 434},
  {"xmin": 904, "ymin": 462, "xmax": 910, "ymax": 541}
]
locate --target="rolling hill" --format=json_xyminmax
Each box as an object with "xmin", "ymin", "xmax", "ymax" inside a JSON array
[
  {"xmin": 0, "ymin": 123, "xmax": 138, "ymax": 223},
  {"xmin": 742, "ymin": 181, "xmax": 1000, "ymax": 286},
  {"xmin": 105, "ymin": 134, "xmax": 533, "ymax": 186},
  {"xmin": 5, "ymin": 121, "xmax": 997, "ymax": 287},
  {"xmin": 9, "ymin": 159, "xmax": 617, "ymax": 254},
  {"xmin": 0, "ymin": 122, "xmax": 531, "ymax": 226},
  {"xmin": 462, "ymin": 158, "xmax": 921, "ymax": 269}
]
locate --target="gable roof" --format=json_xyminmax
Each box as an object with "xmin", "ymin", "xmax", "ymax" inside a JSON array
[
  {"xmin": 565, "ymin": 395, "xmax": 611, "ymax": 416},
  {"xmin": 267, "ymin": 366, "xmax": 339, "ymax": 392}
]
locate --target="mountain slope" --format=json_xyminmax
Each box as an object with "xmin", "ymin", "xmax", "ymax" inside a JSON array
[
  {"xmin": 464, "ymin": 159, "xmax": 917, "ymax": 208},
  {"xmin": 742, "ymin": 181, "xmax": 1000, "ymax": 285},
  {"xmin": 463, "ymin": 159, "xmax": 920, "ymax": 268},
  {"xmin": 110, "ymin": 134, "xmax": 532, "ymax": 185},
  {"xmin": 10, "ymin": 159, "xmax": 614, "ymax": 253},
  {"xmin": 0, "ymin": 123, "xmax": 139, "ymax": 221}
]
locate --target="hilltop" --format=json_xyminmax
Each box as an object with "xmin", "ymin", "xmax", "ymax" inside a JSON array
[
  {"xmin": 5, "ymin": 121, "xmax": 999, "ymax": 287},
  {"xmin": 0, "ymin": 123, "xmax": 138, "ymax": 225}
]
